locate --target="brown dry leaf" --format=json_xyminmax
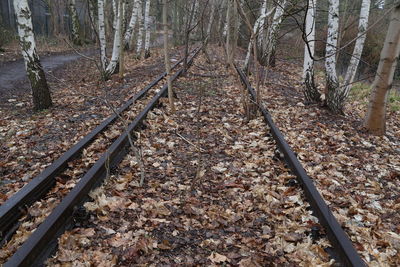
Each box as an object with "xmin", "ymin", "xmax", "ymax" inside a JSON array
[{"xmin": 208, "ymin": 252, "xmax": 229, "ymax": 263}]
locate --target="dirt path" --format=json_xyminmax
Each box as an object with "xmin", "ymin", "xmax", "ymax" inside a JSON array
[{"xmin": 0, "ymin": 50, "xmax": 94, "ymax": 100}]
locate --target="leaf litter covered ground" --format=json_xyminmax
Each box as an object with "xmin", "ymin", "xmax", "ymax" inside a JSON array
[
  {"xmin": 0, "ymin": 47, "xmax": 185, "ymax": 263},
  {"xmin": 253, "ymin": 58, "xmax": 400, "ymax": 265},
  {"xmin": 0, "ymin": 47, "xmax": 182, "ymax": 200},
  {"xmin": 48, "ymin": 49, "xmax": 334, "ymax": 266},
  {"xmin": 2, "ymin": 45, "xmax": 398, "ymax": 266}
]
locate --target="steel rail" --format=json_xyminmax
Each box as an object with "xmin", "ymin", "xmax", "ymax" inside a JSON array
[
  {"xmin": 4, "ymin": 47, "xmax": 201, "ymax": 267},
  {"xmin": 235, "ymin": 65, "xmax": 365, "ymax": 267},
  {"xmin": 0, "ymin": 51, "xmax": 193, "ymax": 243}
]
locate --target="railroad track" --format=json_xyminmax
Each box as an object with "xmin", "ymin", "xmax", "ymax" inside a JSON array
[
  {"xmin": 1, "ymin": 47, "xmax": 201, "ymax": 266},
  {"xmin": 235, "ymin": 66, "xmax": 365, "ymax": 266},
  {"xmin": 1, "ymin": 48, "xmax": 367, "ymax": 266}
]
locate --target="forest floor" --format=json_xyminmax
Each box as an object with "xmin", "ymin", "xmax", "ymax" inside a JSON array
[
  {"xmin": 0, "ymin": 45, "xmax": 183, "ymax": 199},
  {"xmin": 46, "ymin": 47, "xmax": 333, "ymax": 266},
  {"xmin": 0, "ymin": 45, "xmax": 399, "ymax": 266},
  {"xmin": 253, "ymin": 56, "xmax": 400, "ymax": 265}
]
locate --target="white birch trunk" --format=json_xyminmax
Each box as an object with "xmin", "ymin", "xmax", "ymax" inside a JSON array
[
  {"xmin": 112, "ymin": 0, "xmax": 117, "ymax": 30},
  {"xmin": 136, "ymin": 2, "xmax": 144, "ymax": 57},
  {"xmin": 69, "ymin": 0, "xmax": 82, "ymax": 45},
  {"xmin": 124, "ymin": 0, "xmax": 140, "ymax": 50},
  {"xmin": 244, "ymin": 0, "xmax": 270, "ymax": 71},
  {"xmin": 325, "ymin": 0, "xmax": 341, "ymax": 113},
  {"xmin": 144, "ymin": 0, "xmax": 151, "ymax": 58},
  {"xmin": 257, "ymin": 0, "xmax": 268, "ymax": 52},
  {"xmin": 14, "ymin": 0, "xmax": 52, "ymax": 110},
  {"xmin": 119, "ymin": 0, "xmax": 125, "ymax": 76},
  {"xmin": 98, "ymin": 0, "xmax": 107, "ymax": 71},
  {"xmin": 363, "ymin": 3, "xmax": 400, "ymax": 135},
  {"xmin": 266, "ymin": 0, "xmax": 287, "ymax": 66},
  {"xmin": 105, "ymin": 0, "xmax": 122, "ymax": 77},
  {"xmin": 343, "ymin": 0, "xmax": 371, "ymax": 95},
  {"xmin": 303, "ymin": 0, "xmax": 320, "ymax": 102}
]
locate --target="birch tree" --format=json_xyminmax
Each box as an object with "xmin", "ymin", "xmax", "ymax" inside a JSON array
[
  {"xmin": 363, "ymin": 2, "xmax": 400, "ymax": 135},
  {"xmin": 136, "ymin": 2, "xmax": 144, "ymax": 58},
  {"xmin": 324, "ymin": 0, "xmax": 341, "ymax": 113},
  {"xmin": 257, "ymin": 0, "xmax": 268, "ymax": 55},
  {"xmin": 343, "ymin": 0, "xmax": 371, "ymax": 93},
  {"xmin": 260, "ymin": 0, "xmax": 287, "ymax": 67},
  {"xmin": 119, "ymin": 0, "xmax": 125, "ymax": 77},
  {"xmin": 98, "ymin": 0, "xmax": 107, "ymax": 71},
  {"xmin": 163, "ymin": 0, "xmax": 174, "ymax": 112},
  {"xmin": 243, "ymin": 0, "xmax": 270, "ymax": 72},
  {"xmin": 13, "ymin": 0, "xmax": 52, "ymax": 110},
  {"xmin": 105, "ymin": 0, "xmax": 123, "ymax": 78},
  {"xmin": 68, "ymin": 0, "xmax": 82, "ymax": 46},
  {"xmin": 303, "ymin": 0, "xmax": 320, "ymax": 102},
  {"xmin": 112, "ymin": 0, "xmax": 117, "ymax": 30},
  {"xmin": 124, "ymin": 0, "xmax": 141, "ymax": 50},
  {"xmin": 143, "ymin": 0, "xmax": 151, "ymax": 58}
]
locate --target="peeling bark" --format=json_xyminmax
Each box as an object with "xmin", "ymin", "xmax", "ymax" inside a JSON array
[
  {"xmin": 303, "ymin": 0, "xmax": 320, "ymax": 103},
  {"xmin": 98, "ymin": 0, "xmax": 107, "ymax": 71},
  {"xmin": 243, "ymin": 0, "xmax": 269, "ymax": 72},
  {"xmin": 325, "ymin": 0, "xmax": 341, "ymax": 113},
  {"xmin": 105, "ymin": 0, "xmax": 122, "ymax": 78},
  {"xmin": 136, "ymin": 2, "xmax": 144, "ymax": 58},
  {"xmin": 343, "ymin": 0, "xmax": 371, "ymax": 94},
  {"xmin": 266, "ymin": 0, "xmax": 287, "ymax": 67},
  {"xmin": 68, "ymin": 0, "xmax": 82, "ymax": 46},
  {"xmin": 259, "ymin": 0, "xmax": 287, "ymax": 67},
  {"xmin": 124, "ymin": 0, "xmax": 141, "ymax": 50},
  {"xmin": 14, "ymin": 0, "xmax": 52, "ymax": 110},
  {"xmin": 144, "ymin": 0, "xmax": 151, "ymax": 58}
]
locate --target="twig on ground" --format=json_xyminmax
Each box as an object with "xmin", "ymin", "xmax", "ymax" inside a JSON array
[{"xmin": 175, "ymin": 132, "xmax": 206, "ymax": 152}]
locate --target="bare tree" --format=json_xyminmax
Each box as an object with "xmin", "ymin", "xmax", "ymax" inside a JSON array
[
  {"xmin": 183, "ymin": 0, "xmax": 198, "ymax": 73},
  {"xmin": 363, "ymin": 2, "xmax": 400, "ymax": 135},
  {"xmin": 205, "ymin": 0, "xmax": 216, "ymax": 42},
  {"xmin": 13, "ymin": 0, "xmax": 52, "ymax": 110},
  {"xmin": 163, "ymin": 0, "xmax": 174, "ymax": 112},
  {"xmin": 68, "ymin": 0, "xmax": 82, "ymax": 45},
  {"xmin": 225, "ymin": 0, "xmax": 238, "ymax": 69}
]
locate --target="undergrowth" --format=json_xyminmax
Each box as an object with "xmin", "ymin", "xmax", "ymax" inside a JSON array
[{"xmin": 350, "ymin": 82, "xmax": 400, "ymax": 112}]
